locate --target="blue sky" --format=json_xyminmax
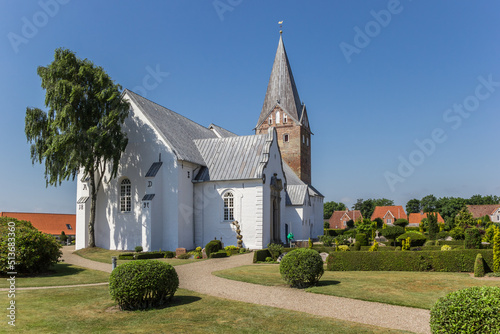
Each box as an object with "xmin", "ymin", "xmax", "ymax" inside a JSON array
[{"xmin": 1, "ymin": 0, "xmax": 499, "ymax": 214}]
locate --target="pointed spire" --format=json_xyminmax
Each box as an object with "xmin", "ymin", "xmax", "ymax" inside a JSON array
[{"xmin": 256, "ymin": 33, "xmax": 303, "ymax": 128}]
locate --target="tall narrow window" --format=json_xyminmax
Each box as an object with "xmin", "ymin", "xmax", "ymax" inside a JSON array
[
  {"xmin": 283, "ymin": 114, "xmax": 287, "ymax": 124},
  {"xmin": 276, "ymin": 111, "xmax": 280, "ymax": 124},
  {"xmin": 283, "ymin": 133, "xmax": 289, "ymax": 142},
  {"xmin": 120, "ymin": 179, "xmax": 132, "ymax": 212},
  {"xmin": 223, "ymin": 192, "xmax": 234, "ymax": 221},
  {"xmin": 268, "ymin": 115, "xmax": 272, "ymax": 125},
  {"xmin": 306, "ymin": 137, "xmax": 309, "ymax": 146}
]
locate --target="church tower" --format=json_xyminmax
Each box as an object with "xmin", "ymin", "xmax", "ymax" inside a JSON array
[{"xmin": 255, "ymin": 32, "xmax": 312, "ymax": 184}]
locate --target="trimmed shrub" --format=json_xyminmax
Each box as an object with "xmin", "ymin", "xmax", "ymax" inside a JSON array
[
  {"xmin": 396, "ymin": 231, "xmax": 427, "ymax": 247},
  {"xmin": 267, "ymin": 243, "xmax": 284, "ymax": 261},
  {"xmin": 430, "ymin": 287, "xmax": 500, "ymax": 333},
  {"xmin": 465, "ymin": 228, "xmax": 482, "ymax": 249},
  {"xmin": 450, "ymin": 227, "xmax": 465, "ymax": 240},
  {"xmin": 164, "ymin": 251, "xmax": 176, "ymax": 258},
  {"xmin": 493, "ymin": 227, "xmax": 500, "ymax": 272},
  {"xmin": 356, "ymin": 233, "xmax": 368, "ymax": 246},
  {"xmin": 436, "ymin": 231, "xmax": 449, "ymax": 240},
  {"xmin": 324, "ymin": 229, "xmax": 343, "ymax": 237},
  {"xmin": 368, "ymin": 241, "xmax": 379, "ymax": 252},
  {"xmin": 210, "ymin": 250, "xmax": 228, "ymax": 258},
  {"xmin": 308, "ymin": 238, "xmax": 313, "ymax": 249},
  {"xmin": 338, "ymin": 245, "xmax": 349, "ymax": 252},
  {"xmin": 60, "ymin": 231, "xmax": 68, "ymax": 244},
  {"xmin": 327, "ymin": 249, "xmax": 494, "ymax": 272},
  {"xmin": 205, "ymin": 240, "xmax": 222, "ymax": 258},
  {"xmin": 440, "ymin": 245, "xmax": 452, "ymax": 251},
  {"xmin": 405, "ymin": 226, "xmax": 420, "ymax": 232},
  {"xmin": 109, "ymin": 260, "xmax": 178, "ymax": 310},
  {"xmin": 474, "ymin": 253, "xmax": 485, "ymax": 277},
  {"xmin": 319, "ymin": 235, "xmax": 334, "ymax": 247},
  {"xmin": 394, "ymin": 219, "xmax": 409, "ymax": 228},
  {"xmin": 0, "ymin": 217, "xmax": 62, "ymax": 274},
  {"xmin": 253, "ymin": 249, "xmax": 271, "ymax": 263},
  {"xmin": 118, "ymin": 253, "xmax": 134, "ymax": 260},
  {"xmin": 353, "ymin": 241, "xmax": 361, "ymax": 251},
  {"xmin": 136, "ymin": 251, "xmax": 165, "ymax": 259},
  {"xmin": 177, "ymin": 253, "xmax": 191, "ymax": 259},
  {"xmin": 135, "ymin": 246, "xmax": 143, "ymax": 253},
  {"xmin": 381, "ymin": 226, "xmax": 405, "ymax": 246},
  {"xmin": 280, "ymin": 248, "xmax": 324, "ymax": 288}
]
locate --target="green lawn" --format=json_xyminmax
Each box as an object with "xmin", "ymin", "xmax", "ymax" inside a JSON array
[
  {"xmin": 73, "ymin": 247, "xmax": 204, "ymax": 266},
  {"xmin": 8, "ymin": 263, "xmax": 110, "ymax": 288},
  {"xmin": 2, "ymin": 285, "xmax": 411, "ymax": 334},
  {"xmin": 214, "ymin": 265, "xmax": 500, "ymax": 309}
]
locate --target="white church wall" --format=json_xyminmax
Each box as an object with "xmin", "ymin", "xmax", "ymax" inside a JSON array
[
  {"xmin": 75, "ymin": 169, "xmax": 90, "ymax": 250},
  {"xmin": 177, "ymin": 161, "xmax": 198, "ymax": 250}
]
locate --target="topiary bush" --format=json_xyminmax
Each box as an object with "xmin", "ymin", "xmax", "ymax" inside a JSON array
[
  {"xmin": 109, "ymin": 260, "xmax": 178, "ymax": 310},
  {"xmin": 396, "ymin": 231, "xmax": 427, "ymax": 247},
  {"xmin": 355, "ymin": 233, "xmax": 368, "ymax": 246},
  {"xmin": 205, "ymin": 239, "xmax": 222, "ymax": 258},
  {"xmin": 430, "ymin": 286, "xmax": 500, "ymax": 333},
  {"xmin": 0, "ymin": 217, "xmax": 62, "ymax": 274},
  {"xmin": 134, "ymin": 246, "xmax": 143, "ymax": 253},
  {"xmin": 368, "ymin": 241, "xmax": 379, "ymax": 252},
  {"xmin": 210, "ymin": 250, "xmax": 228, "ymax": 258},
  {"xmin": 465, "ymin": 227, "xmax": 482, "ymax": 249},
  {"xmin": 164, "ymin": 251, "xmax": 176, "ymax": 258},
  {"xmin": 474, "ymin": 253, "xmax": 485, "ymax": 277},
  {"xmin": 279, "ymin": 248, "xmax": 324, "ymax": 288},
  {"xmin": 493, "ymin": 227, "xmax": 500, "ymax": 272}
]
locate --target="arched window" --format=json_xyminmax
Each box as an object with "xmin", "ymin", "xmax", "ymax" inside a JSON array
[
  {"xmin": 120, "ymin": 179, "xmax": 132, "ymax": 212},
  {"xmin": 276, "ymin": 111, "xmax": 280, "ymax": 124},
  {"xmin": 223, "ymin": 192, "xmax": 234, "ymax": 221}
]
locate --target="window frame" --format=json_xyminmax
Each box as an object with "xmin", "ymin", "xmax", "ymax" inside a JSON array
[
  {"xmin": 120, "ymin": 178, "xmax": 132, "ymax": 213},
  {"xmin": 223, "ymin": 191, "xmax": 234, "ymax": 221}
]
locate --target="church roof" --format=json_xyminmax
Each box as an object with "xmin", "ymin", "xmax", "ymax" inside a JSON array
[
  {"xmin": 124, "ymin": 89, "xmax": 220, "ymax": 166},
  {"xmin": 283, "ymin": 162, "xmax": 323, "ymax": 205},
  {"xmin": 193, "ymin": 129, "xmax": 273, "ymax": 181},
  {"xmin": 209, "ymin": 123, "xmax": 238, "ymax": 138},
  {"xmin": 256, "ymin": 34, "xmax": 303, "ymax": 129}
]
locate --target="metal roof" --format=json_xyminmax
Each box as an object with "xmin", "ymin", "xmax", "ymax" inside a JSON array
[
  {"xmin": 286, "ymin": 185, "xmax": 308, "ymax": 206},
  {"xmin": 145, "ymin": 162, "xmax": 163, "ymax": 177},
  {"xmin": 125, "ymin": 89, "xmax": 218, "ymax": 166},
  {"xmin": 194, "ymin": 130, "xmax": 272, "ymax": 181},
  {"xmin": 256, "ymin": 34, "xmax": 303, "ymax": 129}
]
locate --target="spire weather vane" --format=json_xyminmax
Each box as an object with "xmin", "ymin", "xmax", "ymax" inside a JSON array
[{"xmin": 279, "ymin": 20, "xmax": 283, "ymax": 34}]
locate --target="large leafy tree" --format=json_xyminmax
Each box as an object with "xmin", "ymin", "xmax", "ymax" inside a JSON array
[
  {"xmin": 421, "ymin": 194, "xmax": 438, "ymax": 212},
  {"xmin": 406, "ymin": 198, "xmax": 421, "ymax": 214},
  {"xmin": 323, "ymin": 201, "xmax": 346, "ymax": 219},
  {"xmin": 353, "ymin": 198, "xmax": 394, "ymax": 220},
  {"xmin": 25, "ymin": 48, "xmax": 130, "ymax": 248}
]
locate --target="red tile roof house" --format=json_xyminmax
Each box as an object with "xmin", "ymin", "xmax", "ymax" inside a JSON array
[
  {"xmin": 0, "ymin": 212, "xmax": 76, "ymax": 238},
  {"xmin": 466, "ymin": 204, "xmax": 500, "ymax": 223},
  {"xmin": 329, "ymin": 210, "xmax": 363, "ymax": 229},
  {"xmin": 371, "ymin": 206, "xmax": 407, "ymax": 225},
  {"xmin": 408, "ymin": 212, "xmax": 445, "ymax": 227}
]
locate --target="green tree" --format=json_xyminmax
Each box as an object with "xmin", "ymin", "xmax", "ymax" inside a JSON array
[
  {"xmin": 381, "ymin": 226, "xmax": 405, "ymax": 246},
  {"xmin": 353, "ymin": 198, "xmax": 393, "ymax": 220},
  {"xmin": 394, "ymin": 219, "xmax": 409, "ymax": 229},
  {"xmin": 421, "ymin": 194, "xmax": 437, "ymax": 212},
  {"xmin": 427, "ymin": 212, "xmax": 440, "ymax": 240},
  {"xmin": 455, "ymin": 207, "xmax": 474, "ymax": 229},
  {"xmin": 406, "ymin": 198, "xmax": 421, "ymax": 214},
  {"xmin": 60, "ymin": 231, "xmax": 68, "ymax": 244},
  {"xmin": 323, "ymin": 201, "xmax": 346, "ymax": 219},
  {"xmin": 25, "ymin": 48, "xmax": 130, "ymax": 248}
]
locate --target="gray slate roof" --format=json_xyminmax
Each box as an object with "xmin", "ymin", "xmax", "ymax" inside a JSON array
[
  {"xmin": 283, "ymin": 162, "xmax": 323, "ymax": 205},
  {"xmin": 256, "ymin": 34, "xmax": 303, "ymax": 128},
  {"xmin": 125, "ymin": 89, "xmax": 219, "ymax": 166},
  {"xmin": 194, "ymin": 130, "xmax": 273, "ymax": 181},
  {"xmin": 209, "ymin": 124, "xmax": 238, "ymax": 138}
]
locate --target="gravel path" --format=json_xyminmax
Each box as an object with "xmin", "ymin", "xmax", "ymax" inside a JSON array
[{"xmin": 61, "ymin": 246, "xmax": 430, "ymax": 333}]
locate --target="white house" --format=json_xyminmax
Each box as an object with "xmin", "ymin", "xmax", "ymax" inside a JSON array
[{"xmin": 76, "ymin": 34, "xmax": 323, "ymax": 251}]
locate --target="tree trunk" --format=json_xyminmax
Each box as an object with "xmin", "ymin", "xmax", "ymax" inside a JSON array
[{"xmin": 88, "ymin": 171, "xmax": 97, "ymax": 247}]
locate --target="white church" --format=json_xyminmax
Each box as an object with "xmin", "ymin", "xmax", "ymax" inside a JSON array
[{"xmin": 75, "ymin": 34, "xmax": 323, "ymax": 251}]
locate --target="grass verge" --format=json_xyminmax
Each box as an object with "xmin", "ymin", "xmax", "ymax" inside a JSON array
[
  {"xmin": 2, "ymin": 286, "xmax": 410, "ymax": 333},
  {"xmin": 214, "ymin": 265, "xmax": 500, "ymax": 309},
  {"xmin": 11, "ymin": 263, "xmax": 109, "ymax": 288}
]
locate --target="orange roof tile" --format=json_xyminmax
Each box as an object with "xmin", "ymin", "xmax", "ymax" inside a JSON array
[
  {"xmin": 328, "ymin": 210, "xmax": 363, "ymax": 229},
  {"xmin": 371, "ymin": 206, "xmax": 407, "ymax": 221},
  {"xmin": 408, "ymin": 212, "xmax": 445, "ymax": 225},
  {"xmin": 0, "ymin": 212, "xmax": 75, "ymax": 235}
]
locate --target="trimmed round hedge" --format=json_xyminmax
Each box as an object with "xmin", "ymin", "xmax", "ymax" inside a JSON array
[
  {"xmin": 205, "ymin": 239, "xmax": 222, "ymax": 258},
  {"xmin": 109, "ymin": 260, "xmax": 179, "ymax": 310},
  {"xmin": 396, "ymin": 231, "xmax": 427, "ymax": 247},
  {"xmin": 279, "ymin": 248, "xmax": 324, "ymax": 288},
  {"xmin": 430, "ymin": 286, "xmax": 500, "ymax": 333}
]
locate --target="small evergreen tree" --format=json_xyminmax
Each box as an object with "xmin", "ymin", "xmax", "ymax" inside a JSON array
[
  {"xmin": 428, "ymin": 212, "xmax": 439, "ymax": 240},
  {"xmin": 60, "ymin": 231, "xmax": 68, "ymax": 244},
  {"xmin": 493, "ymin": 227, "xmax": 500, "ymax": 273}
]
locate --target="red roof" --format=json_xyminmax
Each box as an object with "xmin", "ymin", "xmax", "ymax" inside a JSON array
[
  {"xmin": 371, "ymin": 206, "xmax": 407, "ymax": 221},
  {"xmin": 0, "ymin": 212, "xmax": 76, "ymax": 235},
  {"xmin": 329, "ymin": 210, "xmax": 363, "ymax": 229},
  {"xmin": 408, "ymin": 212, "xmax": 445, "ymax": 225},
  {"xmin": 466, "ymin": 205, "xmax": 500, "ymax": 218}
]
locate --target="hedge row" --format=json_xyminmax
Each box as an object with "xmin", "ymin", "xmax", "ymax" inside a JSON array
[
  {"xmin": 327, "ymin": 249, "xmax": 493, "ymax": 272},
  {"xmin": 118, "ymin": 251, "xmax": 176, "ymax": 260},
  {"xmin": 324, "ymin": 229, "xmax": 345, "ymax": 237},
  {"xmin": 253, "ymin": 248, "xmax": 294, "ymax": 263}
]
